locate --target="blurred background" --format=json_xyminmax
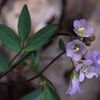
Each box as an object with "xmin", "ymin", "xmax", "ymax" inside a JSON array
[{"xmin": 0, "ymin": 0, "xmax": 100, "ymax": 100}]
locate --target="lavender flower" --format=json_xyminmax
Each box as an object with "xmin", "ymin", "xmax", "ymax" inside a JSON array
[
  {"xmin": 86, "ymin": 50, "xmax": 100, "ymax": 75},
  {"xmin": 86, "ymin": 50, "xmax": 100, "ymax": 67},
  {"xmin": 66, "ymin": 39, "xmax": 86, "ymax": 61},
  {"xmin": 66, "ymin": 71, "xmax": 81, "ymax": 95},
  {"xmin": 75, "ymin": 59, "xmax": 98, "ymax": 82},
  {"xmin": 73, "ymin": 19, "xmax": 94, "ymax": 37}
]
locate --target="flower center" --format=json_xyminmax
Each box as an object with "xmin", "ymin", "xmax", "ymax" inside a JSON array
[
  {"xmin": 73, "ymin": 44, "xmax": 80, "ymax": 52},
  {"xmin": 81, "ymin": 65, "xmax": 88, "ymax": 73},
  {"xmin": 77, "ymin": 27, "xmax": 85, "ymax": 37}
]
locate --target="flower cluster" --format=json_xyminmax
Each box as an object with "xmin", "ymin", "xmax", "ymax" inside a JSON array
[{"xmin": 66, "ymin": 19, "xmax": 100, "ymax": 95}]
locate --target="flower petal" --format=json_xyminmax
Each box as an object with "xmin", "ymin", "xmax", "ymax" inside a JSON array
[
  {"xmin": 86, "ymin": 72, "xmax": 95, "ymax": 79},
  {"xmin": 75, "ymin": 64, "xmax": 82, "ymax": 71},
  {"xmin": 66, "ymin": 76, "xmax": 81, "ymax": 95},
  {"xmin": 73, "ymin": 20, "xmax": 80, "ymax": 29},
  {"xmin": 73, "ymin": 54, "xmax": 81, "ymax": 61},
  {"xmin": 67, "ymin": 49, "xmax": 73, "ymax": 57},
  {"xmin": 84, "ymin": 59, "xmax": 93, "ymax": 65},
  {"xmin": 79, "ymin": 72, "xmax": 85, "ymax": 82}
]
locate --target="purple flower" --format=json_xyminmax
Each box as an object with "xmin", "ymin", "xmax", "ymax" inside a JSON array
[
  {"xmin": 73, "ymin": 19, "xmax": 94, "ymax": 37},
  {"xmin": 66, "ymin": 71, "xmax": 81, "ymax": 95},
  {"xmin": 86, "ymin": 50, "xmax": 100, "ymax": 75},
  {"xmin": 66, "ymin": 39, "xmax": 86, "ymax": 61},
  {"xmin": 75, "ymin": 59, "xmax": 98, "ymax": 82},
  {"xmin": 86, "ymin": 50, "xmax": 100, "ymax": 67}
]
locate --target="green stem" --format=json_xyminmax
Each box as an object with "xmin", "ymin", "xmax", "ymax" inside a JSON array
[
  {"xmin": 25, "ymin": 51, "xmax": 65, "ymax": 82},
  {"xmin": 69, "ymin": 57, "xmax": 75, "ymax": 69},
  {"xmin": 0, "ymin": 51, "xmax": 33, "ymax": 79},
  {"xmin": 8, "ymin": 49, "xmax": 23, "ymax": 67},
  {"xmin": 0, "ymin": 51, "xmax": 65, "ymax": 85}
]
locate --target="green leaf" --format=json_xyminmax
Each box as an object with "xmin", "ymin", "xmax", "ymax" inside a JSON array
[
  {"xmin": 0, "ymin": 53, "xmax": 10, "ymax": 72},
  {"xmin": 31, "ymin": 51, "xmax": 39, "ymax": 67},
  {"xmin": 41, "ymin": 84, "xmax": 58, "ymax": 100},
  {"xmin": 20, "ymin": 88, "xmax": 42, "ymax": 100},
  {"xmin": 0, "ymin": 24, "xmax": 21, "ymax": 52},
  {"xmin": 18, "ymin": 4, "xmax": 31, "ymax": 41},
  {"xmin": 59, "ymin": 38, "xmax": 65, "ymax": 51},
  {"xmin": 20, "ymin": 84, "xmax": 58, "ymax": 100},
  {"xmin": 25, "ymin": 24, "xmax": 58, "ymax": 51},
  {"xmin": 30, "ymin": 51, "xmax": 40, "ymax": 72}
]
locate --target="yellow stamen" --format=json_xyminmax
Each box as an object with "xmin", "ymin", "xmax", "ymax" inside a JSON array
[
  {"xmin": 77, "ymin": 27, "xmax": 85, "ymax": 37},
  {"xmin": 73, "ymin": 45, "xmax": 80, "ymax": 52}
]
